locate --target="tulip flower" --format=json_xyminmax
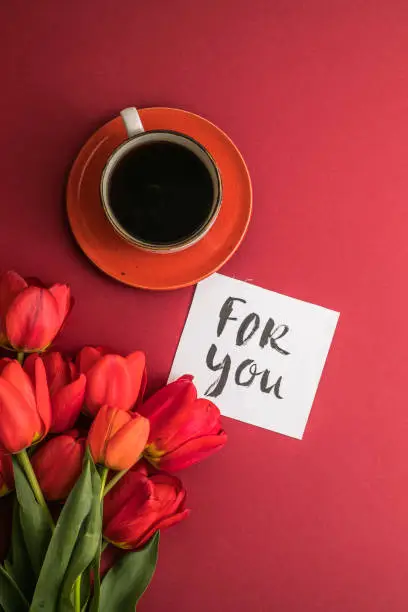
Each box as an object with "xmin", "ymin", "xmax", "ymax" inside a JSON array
[
  {"xmin": 0, "ymin": 451, "xmax": 13, "ymax": 496},
  {"xmin": 103, "ymin": 463, "xmax": 190, "ymax": 549},
  {"xmin": 88, "ymin": 405, "xmax": 150, "ymax": 471},
  {"xmin": 0, "ymin": 357, "xmax": 51, "ymax": 453},
  {"xmin": 77, "ymin": 346, "xmax": 146, "ymax": 417},
  {"xmin": 24, "ymin": 352, "xmax": 86, "ymax": 433},
  {"xmin": 31, "ymin": 430, "xmax": 86, "ymax": 500},
  {"xmin": 0, "ymin": 270, "xmax": 71, "ymax": 352},
  {"xmin": 138, "ymin": 375, "xmax": 227, "ymax": 472}
]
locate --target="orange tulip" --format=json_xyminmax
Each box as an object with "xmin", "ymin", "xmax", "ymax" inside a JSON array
[
  {"xmin": 103, "ymin": 463, "xmax": 189, "ymax": 549},
  {"xmin": 0, "ymin": 270, "xmax": 71, "ymax": 352},
  {"xmin": 0, "ymin": 450, "xmax": 13, "ymax": 496},
  {"xmin": 88, "ymin": 405, "xmax": 150, "ymax": 471},
  {"xmin": 77, "ymin": 347, "xmax": 146, "ymax": 417},
  {"xmin": 0, "ymin": 357, "xmax": 51, "ymax": 453},
  {"xmin": 24, "ymin": 352, "xmax": 86, "ymax": 433},
  {"xmin": 31, "ymin": 430, "xmax": 86, "ymax": 500}
]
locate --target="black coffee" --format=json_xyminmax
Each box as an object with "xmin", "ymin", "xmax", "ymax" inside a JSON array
[{"xmin": 108, "ymin": 140, "xmax": 215, "ymax": 245}]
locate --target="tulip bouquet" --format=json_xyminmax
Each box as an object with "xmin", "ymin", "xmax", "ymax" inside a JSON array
[{"xmin": 0, "ymin": 271, "xmax": 227, "ymax": 612}]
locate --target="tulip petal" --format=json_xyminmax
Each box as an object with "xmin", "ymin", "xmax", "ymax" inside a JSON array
[
  {"xmin": 0, "ymin": 378, "xmax": 41, "ymax": 452},
  {"xmin": 125, "ymin": 351, "xmax": 146, "ymax": 404},
  {"xmin": 0, "ymin": 358, "xmax": 12, "ymax": 375},
  {"xmin": 50, "ymin": 373, "xmax": 86, "ymax": 433},
  {"xmin": 6, "ymin": 287, "xmax": 61, "ymax": 351},
  {"xmin": 104, "ymin": 487, "xmax": 158, "ymax": 548},
  {"xmin": 103, "ymin": 467, "xmax": 189, "ymax": 550},
  {"xmin": 0, "ymin": 271, "xmax": 27, "ymax": 323},
  {"xmin": 1, "ymin": 360, "xmax": 36, "ymax": 410},
  {"xmin": 103, "ymin": 470, "xmax": 152, "ymax": 525},
  {"xmin": 31, "ymin": 434, "xmax": 85, "ymax": 500},
  {"xmin": 155, "ymin": 398, "xmax": 223, "ymax": 453},
  {"xmin": 147, "ymin": 431, "xmax": 227, "ymax": 472},
  {"xmin": 105, "ymin": 414, "xmax": 150, "ymax": 471},
  {"xmin": 76, "ymin": 346, "xmax": 104, "ymax": 374},
  {"xmin": 42, "ymin": 352, "xmax": 71, "ymax": 395},
  {"xmin": 137, "ymin": 508, "xmax": 191, "ymax": 548},
  {"xmin": 87, "ymin": 405, "xmax": 112, "ymax": 463},
  {"xmin": 34, "ymin": 357, "xmax": 52, "ymax": 436},
  {"xmin": 192, "ymin": 399, "xmax": 224, "ymax": 434},
  {"xmin": 161, "ymin": 398, "xmax": 223, "ymax": 450},
  {"xmin": 138, "ymin": 377, "xmax": 197, "ymax": 439},
  {"xmin": 48, "ymin": 284, "xmax": 71, "ymax": 328},
  {"xmin": 0, "ymin": 271, "xmax": 28, "ymax": 344},
  {"xmin": 88, "ymin": 406, "xmax": 129, "ymax": 465},
  {"xmin": 109, "ymin": 409, "xmax": 133, "ymax": 436},
  {"xmin": 86, "ymin": 355, "xmax": 138, "ymax": 414},
  {"xmin": 150, "ymin": 474, "xmax": 187, "ymax": 513}
]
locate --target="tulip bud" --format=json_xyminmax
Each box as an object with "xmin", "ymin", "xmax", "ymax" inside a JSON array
[
  {"xmin": 88, "ymin": 405, "xmax": 150, "ymax": 471},
  {"xmin": 25, "ymin": 352, "xmax": 86, "ymax": 433},
  {"xmin": 77, "ymin": 347, "xmax": 146, "ymax": 417},
  {"xmin": 0, "ymin": 357, "xmax": 51, "ymax": 453},
  {"xmin": 103, "ymin": 463, "xmax": 190, "ymax": 549},
  {"xmin": 31, "ymin": 431, "xmax": 86, "ymax": 500},
  {"xmin": 0, "ymin": 270, "xmax": 71, "ymax": 352},
  {"xmin": 139, "ymin": 376, "xmax": 227, "ymax": 471}
]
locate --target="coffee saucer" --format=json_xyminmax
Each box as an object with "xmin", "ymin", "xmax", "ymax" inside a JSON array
[{"xmin": 67, "ymin": 107, "xmax": 252, "ymax": 290}]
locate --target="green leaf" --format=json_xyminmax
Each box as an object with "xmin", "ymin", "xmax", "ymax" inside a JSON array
[
  {"xmin": 0, "ymin": 564, "xmax": 29, "ymax": 612},
  {"xmin": 30, "ymin": 456, "xmax": 94, "ymax": 612},
  {"xmin": 11, "ymin": 457, "xmax": 52, "ymax": 577},
  {"xmin": 99, "ymin": 532, "xmax": 160, "ymax": 612},
  {"xmin": 58, "ymin": 459, "xmax": 102, "ymax": 612},
  {"xmin": 5, "ymin": 501, "xmax": 36, "ymax": 601},
  {"xmin": 88, "ymin": 538, "xmax": 102, "ymax": 612}
]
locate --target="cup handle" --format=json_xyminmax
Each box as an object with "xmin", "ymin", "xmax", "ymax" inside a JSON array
[{"xmin": 120, "ymin": 107, "xmax": 145, "ymax": 138}]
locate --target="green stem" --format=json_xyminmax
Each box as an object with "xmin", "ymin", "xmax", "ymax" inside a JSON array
[
  {"xmin": 16, "ymin": 449, "xmax": 54, "ymax": 531},
  {"xmin": 74, "ymin": 573, "xmax": 81, "ymax": 612},
  {"xmin": 103, "ymin": 468, "xmax": 128, "ymax": 497},
  {"xmin": 73, "ymin": 467, "xmax": 109, "ymax": 610},
  {"xmin": 101, "ymin": 540, "xmax": 109, "ymax": 552},
  {"xmin": 100, "ymin": 467, "xmax": 109, "ymax": 500},
  {"xmin": 16, "ymin": 351, "xmax": 24, "ymax": 364}
]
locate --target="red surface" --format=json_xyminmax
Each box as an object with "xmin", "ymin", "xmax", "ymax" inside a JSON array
[{"xmin": 1, "ymin": 1, "xmax": 408, "ymax": 610}]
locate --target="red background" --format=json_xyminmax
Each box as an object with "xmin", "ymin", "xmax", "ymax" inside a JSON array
[{"xmin": 2, "ymin": 1, "xmax": 408, "ymax": 610}]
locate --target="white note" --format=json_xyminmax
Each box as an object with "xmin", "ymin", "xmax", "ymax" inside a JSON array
[{"xmin": 169, "ymin": 274, "xmax": 339, "ymax": 440}]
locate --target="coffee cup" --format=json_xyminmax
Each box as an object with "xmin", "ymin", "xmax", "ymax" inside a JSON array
[{"xmin": 101, "ymin": 107, "xmax": 222, "ymax": 253}]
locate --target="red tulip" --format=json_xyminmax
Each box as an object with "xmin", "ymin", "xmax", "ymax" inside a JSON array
[
  {"xmin": 139, "ymin": 376, "xmax": 227, "ymax": 472},
  {"xmin": 24, "ymin": 352, "xmax": 86, "ymax": 433},
  {"xmin": 103, "ymin": 463, "xmax": 190, "ymax": 549},
  {"xmin": 77, "ymin": 347, "xmax": 146, "ymax": 417},
  {"xmin": 0, "ymin": 451, "xmax": 13, "ymax": 496},
  {"xmin": 31, "ymin": 430, "xmax": 86, "ymax": 500},
  {"xmin": 88, "ymin": 405, "xmax": 150, "ymax": 471},
  {"xmin": 0, "ymin": 270, "xmax": 71, "ymax": 352},
  {"xmin": 0, "ymin": 357, "xmax": 51, "ymax": 453}
]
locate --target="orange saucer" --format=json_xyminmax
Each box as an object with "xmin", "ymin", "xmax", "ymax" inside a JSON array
[{"xmin": 67, "ymin": 107, "xmax": 252, "ymax": 290}]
